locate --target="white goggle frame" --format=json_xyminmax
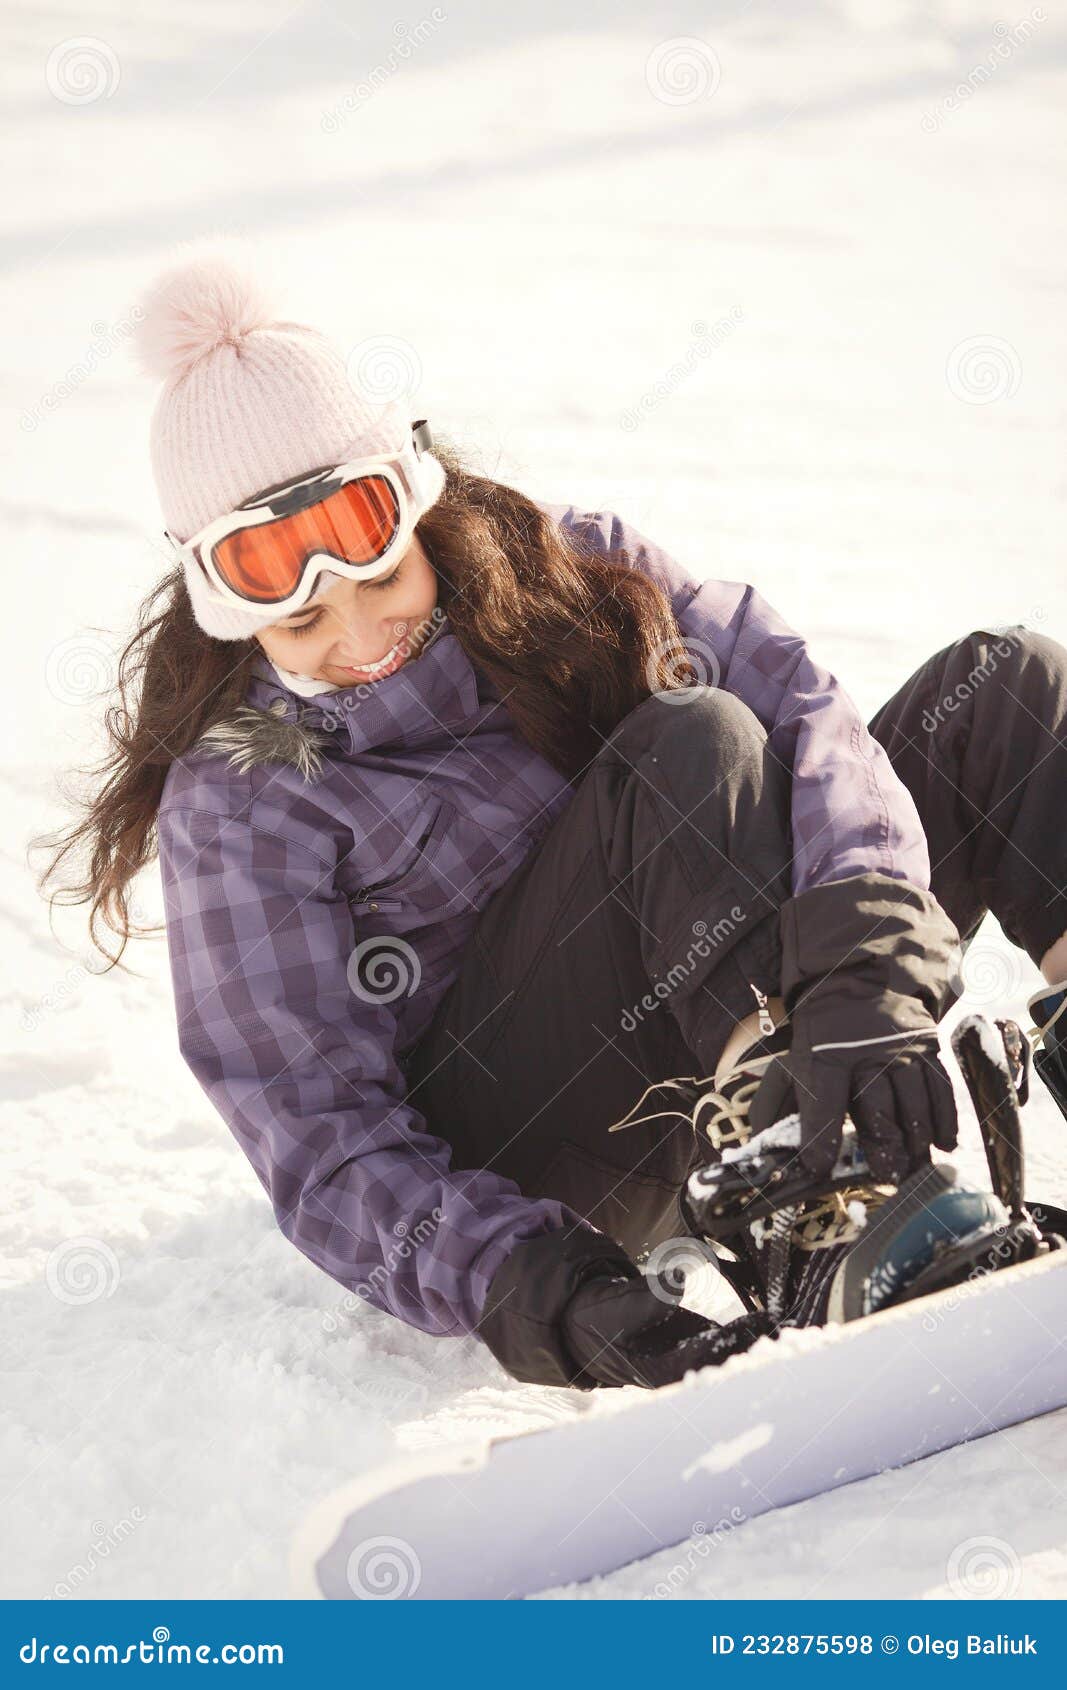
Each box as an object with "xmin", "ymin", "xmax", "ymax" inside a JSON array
[{"xmin": 164, "ymin": 421, "xmax": 435, "ymax": 618}]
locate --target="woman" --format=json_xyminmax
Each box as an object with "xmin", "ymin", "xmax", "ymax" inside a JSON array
[{"xmin": 36, "ymin": 250, "xmax": 1067, "ymax": 1395}]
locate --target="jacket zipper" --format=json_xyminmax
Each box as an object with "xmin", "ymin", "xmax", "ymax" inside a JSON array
[{"xmin": 749, "ymin": 981, "xmax": 776, "ymax": 1037}]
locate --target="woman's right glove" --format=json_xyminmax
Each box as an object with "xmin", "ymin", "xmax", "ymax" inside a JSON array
[
  {"xmin": 560, "ymin": 1266, "xmax": 717, "ymax": 1389},
  {"xmin": 559, "ymin": 1265, "xmax": 768, "ymax": 1388},
  {"xmin": 476, "ymin": 1226, "xmax": 769, "ymax": 1390}
]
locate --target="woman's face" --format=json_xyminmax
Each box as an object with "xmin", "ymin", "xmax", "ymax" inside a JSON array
[{"xmin": 254, "ymin": 532, "xmax": 440, "ymax": 685}]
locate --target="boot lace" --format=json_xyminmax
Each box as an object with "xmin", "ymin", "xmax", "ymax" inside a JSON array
[
  {"xmin": 785, "ymin": 1185, "xmax": 893, "ymax": 1251},
  {"xmin": 608, "ymin": 1051, "xmax": 891, "ymax": 1251},
  {"xmin": 605, "ymin": 1047, "xmax": 784, "ymax": 1149}
]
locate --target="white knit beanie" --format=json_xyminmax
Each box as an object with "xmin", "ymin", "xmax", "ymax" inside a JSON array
[{"xmin": 130, "ymin": 237, "xmax": 446, "ymax": 640}]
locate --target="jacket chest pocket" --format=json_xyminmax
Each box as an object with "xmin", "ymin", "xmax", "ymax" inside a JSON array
[{"xmin": 348, "ymin": 800, "xmax": 465, "ymax": 919}]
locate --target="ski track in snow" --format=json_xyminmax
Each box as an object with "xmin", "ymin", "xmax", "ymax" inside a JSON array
[{"xmin": 4, "ymin": 0, "xmax": 1066, "ymax": 1600}]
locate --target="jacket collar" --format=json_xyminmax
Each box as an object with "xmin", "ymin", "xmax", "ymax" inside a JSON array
[{"xmin": 242, "ymin": 611, "xmax": 489, "ymax": 758}]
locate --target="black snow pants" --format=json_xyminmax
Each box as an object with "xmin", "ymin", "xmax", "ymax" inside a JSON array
[{"xmin": 404, "ymin": 625, "xmax": 1067, "ymax": 1263}]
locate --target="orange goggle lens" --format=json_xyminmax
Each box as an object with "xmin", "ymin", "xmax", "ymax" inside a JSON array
[{"xmin": 205, "ymin": 475, "xmax": 402, "ymax": 605}]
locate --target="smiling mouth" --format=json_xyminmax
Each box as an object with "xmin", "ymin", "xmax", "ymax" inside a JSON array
[{"xmin": 338, "ymin": 637, "xmax": 410, "ymax": 678}]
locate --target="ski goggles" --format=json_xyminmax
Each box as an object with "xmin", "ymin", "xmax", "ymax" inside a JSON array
[{"xmin": 164, "ymin": 420, "xmax": 437, "ymax": 619}]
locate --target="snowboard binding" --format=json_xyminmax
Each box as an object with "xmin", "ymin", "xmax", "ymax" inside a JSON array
[{"xmin": 681, "ymin": 1012, "xmax": 1067, "ymax": 1332}]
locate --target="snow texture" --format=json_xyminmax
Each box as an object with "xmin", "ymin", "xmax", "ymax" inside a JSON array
[
  {"xmin": 5, "ymin": 0, "xmax": 1067, "ymax": 1601},
  {"xmin": 721, "ymin": 1113, "xmax": 802, "ymax": 1163},
  {"xmin": 971, "ymin": 1010, "xmax": 1016, "ymax": 1070}
]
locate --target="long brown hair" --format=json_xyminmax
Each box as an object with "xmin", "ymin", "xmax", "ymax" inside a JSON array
[{"xmin": 32, "ymin": 437, "xmax": 693, "ymax": 972}]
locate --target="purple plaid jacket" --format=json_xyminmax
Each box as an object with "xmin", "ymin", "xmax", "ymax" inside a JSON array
[{"xmin": 156, "ymin": 503, "xmax": 930, "ymax": 1343}]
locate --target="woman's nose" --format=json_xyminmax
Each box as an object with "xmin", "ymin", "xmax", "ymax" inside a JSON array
[{"xmin": 334, "ymin": 619, "xmax": 408, "ymax": 661}]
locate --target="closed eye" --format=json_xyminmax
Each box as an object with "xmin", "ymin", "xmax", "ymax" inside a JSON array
[
  {"xmin": 285, "ymin": 565, "xmax": 403, "ymax": 637},
  {"xmin": 287, "ymin": 612, "xmax": 323, "ymax": 639}
]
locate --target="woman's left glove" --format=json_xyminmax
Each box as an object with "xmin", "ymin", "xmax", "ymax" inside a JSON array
[{"xmin": 750, "ymin": 873, "xmax": 961, "ymax": 1184}]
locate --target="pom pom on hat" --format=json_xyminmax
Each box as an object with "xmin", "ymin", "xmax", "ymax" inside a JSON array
[{"xmin": 131, "ymin": 236, "xmax": 281, "ymax": 385}]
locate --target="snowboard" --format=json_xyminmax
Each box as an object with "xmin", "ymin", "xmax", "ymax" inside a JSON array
[{"xmin": 290, "ymin": 1244, "xmax": 1067, "ymax": 1599}]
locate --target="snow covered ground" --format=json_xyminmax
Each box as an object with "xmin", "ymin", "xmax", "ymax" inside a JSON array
[{"xmin": 3, "ymin": 0, "xmax": 1066, "ymax": 1599}]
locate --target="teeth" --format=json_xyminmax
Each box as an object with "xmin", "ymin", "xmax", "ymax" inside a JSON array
[{"xmin": 347, "ymin": 641, "xmax": 403, "ymax": 674}]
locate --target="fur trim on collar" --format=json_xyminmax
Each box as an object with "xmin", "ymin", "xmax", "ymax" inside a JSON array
[{"xmin": 195, "ymin": 699, "xmax": 331, "ymax": 783}]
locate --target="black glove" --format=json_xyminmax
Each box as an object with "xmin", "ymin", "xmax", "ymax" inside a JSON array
[
  {"xmin": 476, "ymin": 1227, "xmax": 769, "ymax": 1390},
  {"xmin": 750, "ymin": 873, "xmax": 960, "ymax": 1184},
  {"xmin": 559, "ymin": 1267, "xmax": 724, "ymax": 1389}
]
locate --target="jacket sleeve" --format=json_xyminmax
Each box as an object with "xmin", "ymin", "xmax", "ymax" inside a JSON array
[
  {"xmin": 155, "ymin": 801, "xmax": 609, "ymax": 1345},
  {"xmin": 561, "ymin": 505, "xmax": 931, "ymax": 897}
]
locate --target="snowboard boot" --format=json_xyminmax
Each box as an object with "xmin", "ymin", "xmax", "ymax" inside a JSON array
[
  {"xmin": 686, "ymin": 1105, "xmax": 1039, "ymax": 1330},
  {"xmin": 606, "ymin": 1018, "xmax": 900, "ymax": 1327},
  {"xmin": 606, "ymin": 1019, "xmax": 801, "ymax": 1316},
  {"xmin": 679, "ymin": 1020, "xmax": 1046, "ymax": 1331},
  {"xmin": 684, "ymin": 1110, "xmax": 899, "ymax": 1328},
  {"xmin": 612, "ymin": 1011, "xmax": 1062, "ymax": 1367}
]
